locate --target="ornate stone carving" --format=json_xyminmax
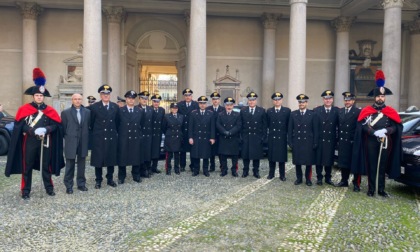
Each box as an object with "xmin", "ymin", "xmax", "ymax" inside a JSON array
[
  {"xmin": 381, "ymin": 0, "xmax": 405, "ymax": 9},
  {"xmin": 103, "ymin": 6, "xmax": 126, "ymax": 23},
  {"xmin": 331, "ymin": 16, "xmax": 356, "ymax": 32},
  {"xmin": 184, "ymin": 10, "xmax": 190, "ymax": 27},
  {"xmin": 290, "ymin": 0, "xmax": 308, "ymax": 4},
  {"xmin": 408, "ymin": 16, "xmax": 420, "ymax": 34},
  {"xmin": 16, "ymin": 2, "xmax": 43, "ymax": 20},
  {"xmin": 262, "ymin": 13, "xmax": 281, "ymax": 29}
]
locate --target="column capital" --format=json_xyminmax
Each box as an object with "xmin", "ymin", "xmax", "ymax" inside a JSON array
[
  {"xmin": 331, "ymin": 16, "xmax": 356, "ymax": 32},
  {"xmin": 290, "ymin": 0, "xmax": 308, "ymax": 5},
  {"xmin": 261, "ymin": 13, "xmax": 281, "ymax": 29},
  {"xmin": 103, "ymin": 6, "xmax": 126, "ymax": 23},
  {"xmin": 408, "ymin": 16, "xmax": 420, "ymax": 34},
  {"xmin": 184, "ymin": 10, "xmax": 190, "ymax": 27},
  {"xmin": 381, "ymin": 0, "xmax": 405, "ymax": 9},
  {"xmin": 16, "ymin": 2, "xmax": 43, "ymax": 20}
]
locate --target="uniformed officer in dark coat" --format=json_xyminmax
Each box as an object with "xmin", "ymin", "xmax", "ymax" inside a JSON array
[
  {"xmin": 117, "ymin": 90, "xmax": 144, "ymax": 184},
  {"xmin": 138, "ymin": 91, "xmax": 153, "ymax": 177},
  {"xmin": 150, "ymin": 94, "xmax": 165, "ymax": 174},
  {"xmin": 88, "ymin": 84, "xmax": 119, "ymax": 189},
  {"xmin": 313, "ymin": 90, "xmax": 339, "ymax": 186},
  {"xmin": 177, "ymin": 88, "xmax": 199, "ymax": 172},
  {"xmin": 266, "ymin": 92, "xmax": 291, "ymax": 181},
  {"xmin": 335, "ymin": 92, "xmax": 362, "ymax": 191},
  {"xmin": 86, "ymin": 95, "xmax": 96, "ymax": 151},
  {"xmin": 288, "ymin": 94, "xmax": 319, "ymax": 186},
  {"xmin": 189, "ymin": 96, "xmax": 216, "ymax": 177},
  {"xmin": 206, "ymin": 92, "xmax": 226, "ymax": 172},
  {"xmin": 87, "ymin": 95, "xmax": 96, "ymax": 106},
  {"xmin": 216, "ymin": 97, "xmax": 242, "ymax": 177},
  {"xmin": 240, "ymin": 92, "xmax": 267, "ymax": 178},
  {"xmin": 162, "ymin": 103, "xmax": 184, "ymax": 175},
  {"xmin": 117, "ymin": 96, "xmax": 126, "ymax": 108}
]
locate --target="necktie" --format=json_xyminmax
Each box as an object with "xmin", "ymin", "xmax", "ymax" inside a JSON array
[
  {"xmin": 155, "ymin": 108, "xmax": 158, "ymax": 113},
  {"xmin": 326, "ymin": 109, "xmax": 330, "ymax": 114},
  {"xmin": 105, "ymin": 105, "xmax": 108, "ymax": 110},
  {"xmin": 227, "ymin": 112, "xmax": 230, "ymax": 116},
  {"xmin": 276, "ymin": 109, "xmax": 279, "ymax": 113},
  {"xmin": 201, "ymin": 111, "xmax": 204, "ymax": 116},
  {"xmin": 76, "ymin": 109, "xmax": 81, "ymax": 124},
  {"xmin": 251, "ymin": 108, "xmax": 254, "ymax": 115},
  {"xmin": 174, "ymin": 114, "xmax": 177, "ymax": 118},
  {"xmin": 187, "ymin": 103, "xmax": 190, "ymax": 108},
  {"xmin": 129, "ymin": 108, "xmax": 133, "ymax": 113},
  {"xmin": 345, "ymin": 108, "xmax": 349, "ymax": 114},
  {"xmin": 214, "ymin": 107, "xmax": 217, "ymax": 112},
  {"xmin": 144, "ymin": 107, "xmax": 147, "ymax": 113},
  {"xmin": 301, "ymin": 111, "xmax": 304, "ymax": 116}
]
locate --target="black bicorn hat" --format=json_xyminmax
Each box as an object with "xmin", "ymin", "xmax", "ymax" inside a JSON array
[
  {"xmin": 197, "ymin": 96, "xmax": 208, "ymax": 103},
  {"xmin": 271, "ymin": 92, "xmax": 284, "ymax": 100},
  {"xmin": 87, "ymin": 95, "xmax": 96, "ymax": 102},
  {"xmin": 182, "ymin": 88, "xmax": 193, "ymax": 95},
  {"xmin": 138, "ymin": 91, "xmax": 150, "ymax": 99},
  {"xmin": 151, "ymin": 94, "xmax": 162, "ymax": 101},
  {"xmin": 296, "ymin": 94, "xmax": 309, "ymax": 101},
  {"xmin": 367, "ymin": 70, "xmax": 393, "ymax": 97},
  {"xmin": 246, "ymin": 92, "xmax": 258, "ymax": 100},
  {"xmin": 170, "ymin": 102, "xmax": 178, "ymax": 109},
  {"xmin": 24, "ymin": 68, "xmax": 51, "ymax": 97},
  {"xmin": 210, "ymin": 92, "xmax": 221, "ymax": 99},
  {"xmin": 342, "ymin": 92, "xmax": 356, "ymax": 100},
  {"xmin": 124, "ymin": 90, "xmax": 138, "ymax": 99},
  {"xmin": 223, "ymin": 97, "xmax": 236, "ymax": 104},
  {"xmin": 117, "ymin": 96, "xmax": 126, "ymax": 103},
  {"xmin": 98, "ymin": 84, "xmax": 112, "ymax": 94},
  {"xmin": 321, "ymin": 90, "xmax": 334, "ymax": 98}
]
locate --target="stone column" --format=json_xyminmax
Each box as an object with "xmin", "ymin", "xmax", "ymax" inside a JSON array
[
  {"xmin": 17, "ymin": 2, "xmax": 42, "ymax": 104},
  {"xmin": 288, "ymin": 0, "xmax": 307, "ymax": 109},
  {"xmin": 83, "ymin": 0, "xmax": 102, "ymax": 104},
  {"xmin": 381, "ymin": 0, "xmax": 404, "ymax": 110},
  {"xmin": 188, "ymin": 0, "xmax": 207, "ymax": 97},
  {"xmin": 407, "ymin": 16, "xmax": 420, "ymax": 109},
  {"xmin": 261, "ymin": 13, "xmax": 280, "ymax": 108},
  {"xmin": 103, "ymin": 6, "xmax": 125, "ymax": 100},
  {"xmin": 331, "ymin": 16, "xmax": 356, "ymax": 102}
]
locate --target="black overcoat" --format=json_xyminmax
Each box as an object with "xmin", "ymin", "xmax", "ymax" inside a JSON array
[
  {"xmin": 313, "ymin": 106, "xmax": 339, "ymax": 166},
  {"xmin": 117, "ymin": 106, "xmax": 144, "ymax": 166},
  {"xmin": 139, "ymin": 105, "xmax": 153, "ymax": 162},
  {"xmin": 337, "ymin": 106, "xmax": 360, "ymax": 169},
  {"xmin": 240, "ymin": 106, "xmax": 267, "ymax": 160},
  {"xmin": 266, "ymin": 106, "xmax": 291, "ymax": 162},
  {"xmin": 177, "ymin": 100, "xmax": 199, "ymax": 152},
  {"xmin": 288, "ymin": 110, "xmax": 319, "ymax": 165},
  {"xmin": 162, "ymin": 113, "xmax": 184, "ymax": 152},
  {"xmin": 188, "ymin": 110, "xmax": 215, "ymax": 159},
  {"xmin": 88, "ymin": 102, "xmax": 119, "ymax": 167},
  {"xmin": 206, "ymin": 105, "xmax": 226, "ymax": 156},
  {"xmin": 151, "ymin": 107, "xmax": 165, "ymax": 159},
  {"xmin": 216, "ymin": 110, "xmax": 241, "ymax": 155}
]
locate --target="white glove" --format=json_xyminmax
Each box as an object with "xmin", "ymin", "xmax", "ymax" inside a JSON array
[
  {"xmin": 35, "ymin": 127, "xmax": 47, "ymax": 136},
  {"xmin": 374, "ymin": 128, "xmax": 387, "ymax": 138}
]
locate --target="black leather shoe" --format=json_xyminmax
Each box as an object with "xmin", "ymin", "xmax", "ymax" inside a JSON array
[
  {"xmin": 133, "ymin": 178, "xmax": 142, "ymax": 183},
  {"xmin": 46, "ymin": 190, "xmax": 56, "ymax": 196},
  {"xmin": 118, "ymin": 180, "xmax": 125, "ymax": 184},
  {"xmin": 241, "ymin": 172, "xmax": 249, "ymax": 178},
  {"xmin": 77, "ymin": 186, "xmax": 88, "ymax": 191},
  {"xmin": 353, "ymin": 185, "xmax": 361, "ymax": 192},
  {"xmin": 180, "ymin": 166, "xmax": 185, "ymax": 172},
  {"xmin": 66, "ymin": 188, "xmax": 73, "ymax": 194},
  {"xmin": 325, "ymin": 180, "xmax": 334, "ymax": 185},
  {"xmin": 192, "ymin": 172, "xmax": 199, "ymax": 177},
  {"xmin": 306, "ymin": 180, "xmax": 313, "ymax": 186},
  {"xmin": 154, "ymin": 169, "xmax": 162, "ymax": 174},
  {"xmin": 220, "ymin": 172, "xmax": 227, "ymax": 177},
  {"xmin": 22, "ymin": 194, "xmax": 30, "ymax": 200},
  {"xmin": 294, "ymin": 179, "xmax": 302, "ymax": 185},
  {"xmin": 367, "ymin": 191, "xmax": 374, "ymax": 197},
  {"xmin": 95, "ymin": 183, "xmax": 101, "ymax": 189},
  {"xmin": 316, "ymin": 180, "xmax": 323, "ymax": 186},
  {"xmin": 335, "ymin": 181, "xmax": 349, "ymax": 187},
  {"xmin": 209, "ymin": 167, "xmax": 215, "ymax": 172},
  {"xmin": 253, "ymin": 173, "xmax": 261, "ymax": 179},
  {"xmin": 378, "ymin": 191, "xmax": 390, "ymax": 197},
  {"xmin": 166, "ymin": 170, "xmax": 171, "ymax": 175},
  {"xmin": 107, "ymin": 181, "xmax": 117, "ymax": 187},
  {"xmin": 204, "ymin": 172, "xmax": 210, "ymax": 177},
  {"xmin": 267, "ymin": 175, "xmax": 274, "ymax": 179},
  {"xmin": 175, "ymin": 170, "xmax": 180, "ymax": 175},
  {"xmin": 232, "ymin": 171, "xmax": 238, "ymax": 177},
  {"xmin": 280, "ymin": 177, "xmax": 286, "ymax": 181}
]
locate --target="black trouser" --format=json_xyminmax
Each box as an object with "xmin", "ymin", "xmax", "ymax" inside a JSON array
[
  {"xmin": 192, "ymin": 158, "xmax": 209, "ymax": 174},
  {"xmin": 180, "ymin": 151, "xmax": 193, "ymax": 169},
  {"xmin": 64, "ymin": 157, "xmax": 86, "ymax": 189},
  {"xmin": 210, "ymin": 154, "xmax": 220, "ymax": 170},
  {"xmin": 367, "ymin": 137, "xmax": 388, "ymax": 192},
  {"xmin": 22, "ymin": 137, "xmax": 54, "ymax": 195},
  {"xmin": 140, "ymin": 161, "xmax": 151, "ymax": 176},
  {"xmin": 166, "ymin": 152, "xmax": 180, "ymax": 172},
  {"xmin": 151, "ymin": 158, "xmax": 160, "ymax": 171},
  {"xmin": 316, "ymin": 165, "xmax": 332, "ymax": 181},
  {"xmin": 220, "ymin": 154, "xmax": 238, "ymax": 173},
  {"xmin": 242, "ymin": 159, "xmax": 260, "ymax": 174},
  {"xmin": 95, "ymin": 166, "xmax": 115, "ymax": 184},
  {"xmin": 118, "ymin": 165, "xmax": 141, "ymax": 181},
  {"xmin": 296, "ymin": 165, "xmax": 312, "ymax": 181},
  {"xmin": 341, "ymin": 168, "xmax": 362, "ymax": 186},
  {"xmin": 269, "ymin": 161, "xmax": 286, "ymax": 178}
]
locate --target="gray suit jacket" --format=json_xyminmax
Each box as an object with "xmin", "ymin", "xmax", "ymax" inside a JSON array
[{"xmin": 61, "ymin": 105, "xmax": 91, "ymax": 159}]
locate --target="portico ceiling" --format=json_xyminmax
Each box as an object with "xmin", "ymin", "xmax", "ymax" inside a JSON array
[{"xmin": 0, "ymin": 0, "xmax": 419, "ymax": 22}]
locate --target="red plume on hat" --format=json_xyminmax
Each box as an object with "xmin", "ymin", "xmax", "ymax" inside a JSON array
[
  {"xmin": 375, "ymin": 70, "xmax": 385, "ymax": 87},
  {"xmin": 33, "ymin": 67, "xmax": 46, "ymax": 86}
]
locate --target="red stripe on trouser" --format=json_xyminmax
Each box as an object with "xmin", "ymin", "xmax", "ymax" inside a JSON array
[
  {"xmin": 21, "ymin": 135, "xmax": 28, "ymax": 191},
  {"xmin": 165, "ymin": 152, "xmax": 169, "ymax": 171},
  {"xmin": 356, "ymin": 175, "xmax": 361, "ymax": 186},
  {"xmin": 235, "ymin": 159, "xmax": 238, "ymax": 172}
]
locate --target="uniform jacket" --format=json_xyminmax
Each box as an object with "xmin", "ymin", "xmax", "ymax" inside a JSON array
[
  {"xmin": 337, "ymin": 106, "xmax": 360, "ymax": 169},
  {"xmin": 288, "ymin": 109, "xmax": 319, "ymax": 165},
  {"xmin": 151, "ymin": 106, "xmax": 165, "ymax": 159},
  {"xmin": 61, "ymin": 105, "xmax": 91, "ymax": 159},
  {"xmin": 188, "ymin": 109, "xmax": 215, "ymax": 159},
  {"xmin": 88, "ymin": 101, "xmax": 119, "ymax": 167},
  {"xmin": 216, "ymin": 110, "xmax": 241, "ymax": 155},
  {"xmin": 177, "ymin": 100, "xmax": 199, "ymax": 152},
  {"xmin": 139, "ymin": 104, "xmax": 153, "ymax": 161},
  {"xmin": 162, "ymin": 113, "xmax": 184, "ymax": 152},
  {"xmin": 117, "ymin": 106, "xmax": 144, "ymax": 166},
  {"xmin": 266, "ymin": 106, "xmax": 291, "ymax": 162},
  {"xmin": 206, "ymin": 105, "xmax": 226, "ymax": 155},
  {"xmin": 240, "ymin": 106, "xmax": 267, "ymax": 160},
  {"xmin": 313, "ymin": 106, "xmax": 339, "ymax": 166}
]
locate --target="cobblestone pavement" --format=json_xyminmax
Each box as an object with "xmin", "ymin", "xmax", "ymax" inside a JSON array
[{"xmin": 0, "ymin": 155, "xmax": 419, "ymax": 251}]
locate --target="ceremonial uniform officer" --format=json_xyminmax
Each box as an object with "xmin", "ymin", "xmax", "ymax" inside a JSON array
[
  {"xmin": 162, "ymin": 103, "xmax": 184, "ymax": 175},
  {"xmin": 86, "ymin": 95, "xmax": 96, "ymax": 151},
  {"xmin": 117, "ymin": 96, "xmax": 126, "ymax": 108},
  {"xmin": 288, "ymin": 94, "xmax": 319, "ymax": 186},
  {"xmin": 313, "ymin": 90, "xmax": 339, "ymax": 185},
  {"xmin": 189, "ymin": 96, "xmax": 216, "ymax": 177},
  {"xmin": 89, "ymin": 84, "xmax": 119, "ymax": 189},
  {"xmin": 117, "ymin": 91, "xmax": 144, "ymax": 184},
  {"xmin": 240, "ymin": 92, "xmax": 267, "ymax": 178},
  {"xmin": 138, "ymin": 91, "xmax": 153, "ymax": 177},
  {"xmin": 216, "ymin": 97, "xmax": 242, "ymax": 177},
  {"xmin": 150, "ymin": 94, "xmax": 165, "ymax": 174},
  {"xmin": 352, "ymin": 70, "xmax": 402, "ymax": 197},
  {"xmin": 206, "ymin": 92, "xmax": 226, "ymax": 172},
  {"xmin": 6, "ymin": 68, "xmax": 64, "ymax": 199},
  {"xmin": 266, "ymin": 92, "xmax": 291, "ymax": 180},
  {"xmin": 177, "ymin": 88, "xmax": 199, "ymax": 171},
  {"xmin": 335, "ymin": 92, "xmax": 362, "ymax": 191}
]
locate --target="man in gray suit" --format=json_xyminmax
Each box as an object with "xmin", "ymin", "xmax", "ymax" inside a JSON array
[{"xmin": 61, "ymin": 93, "xmax": 91, "ymax": 194}]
